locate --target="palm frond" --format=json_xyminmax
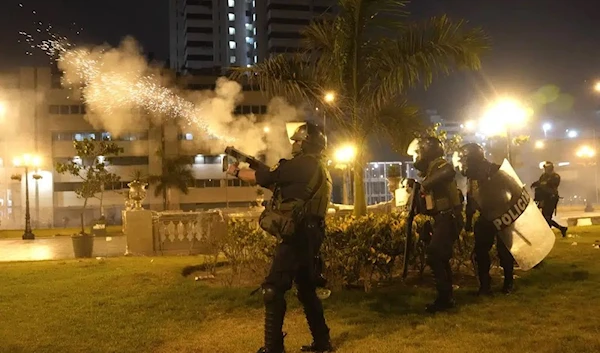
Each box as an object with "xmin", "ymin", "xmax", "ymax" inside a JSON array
[
  {"xmin": 365, "ymin": 15, "xmax": 490, "ymax": 114},
  {"xmin": 375, "ymin": 98, "xmax": 424, "ymax": 156}
]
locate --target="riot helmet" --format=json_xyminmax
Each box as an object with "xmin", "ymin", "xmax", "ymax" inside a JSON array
[
  {"xmin": 290, "ymin": 121, "xmax": 327, "ymax": 156},
  {"xmin": 408, "ymin": 136, "xmax": 444, "ymax": 172},
  {"xmin": 542, "ymin": 161, "xmax": 554, "ymax": 173},
  {"xmin": 457, "ymin": 143, "xmax": 486, "ymax": 178}
]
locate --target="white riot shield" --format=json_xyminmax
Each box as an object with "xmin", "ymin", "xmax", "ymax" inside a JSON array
[{"xmin": 473, "ymin": 159, "xmax": 555, "ymax": 271}]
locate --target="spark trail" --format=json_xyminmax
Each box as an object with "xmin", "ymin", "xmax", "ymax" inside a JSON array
[{"xmin": 23, "ymin": 30, "xmax": 235, "ymax": 143}]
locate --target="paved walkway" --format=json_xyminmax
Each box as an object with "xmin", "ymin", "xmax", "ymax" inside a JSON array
[{"xmin": 0, "ymin": 236, "xmax": 127, "ymax": 262}]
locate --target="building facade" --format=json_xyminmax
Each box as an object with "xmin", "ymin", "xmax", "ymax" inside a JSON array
[
  {"xmin": 169, "ymin": 0, "xmax": 335, "ymax": 73},
  {"xmin": 0, "ymin": 67, "xmax": 271, "ymax": 229}
]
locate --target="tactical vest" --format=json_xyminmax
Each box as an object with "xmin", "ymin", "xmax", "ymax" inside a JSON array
[
  {"xmin": 270, "ymin": 154, "xmax": 332, "ymax": 219},
  {"xmin": 423, "ymin": 158, "xmax": 461, "ymax": 213}
]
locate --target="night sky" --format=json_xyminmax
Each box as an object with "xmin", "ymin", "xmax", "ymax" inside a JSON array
[{"xmin": 1, "ymin": 0, "xmax": 599, "ymax": 140}]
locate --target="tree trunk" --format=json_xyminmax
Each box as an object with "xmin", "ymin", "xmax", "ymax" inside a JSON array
[
  {"xmin": 80, "ymin": 198, "xmax": 88, "ymax": 235},
  {"xmin": 352, "ymin": 132, "xmax": 367, "ymax": 217}
]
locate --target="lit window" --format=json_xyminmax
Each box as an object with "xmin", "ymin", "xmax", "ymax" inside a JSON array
[
  {"xmin": 230, "ymin": 56, "xmax": 236, "ymax": 63},
  {"xmin": 245, "ymin": 23, "xmax": 253, "ymax": 30},
  {"xmin": 253, "ymin": 14, "xmax": 256, "ymax": 21},
  {"xmin": 185, "ymin": 133, "xmax": 193, "ymax": 140},
  {"xmin": 229, "ymin": 27, "xmax": 235, "ymax": 35},
  {"xmin": 246, "ymin": 37, "xmax": 253, "ymax": 44},
  {"xmin": 229, "ymin": 41, "xmax": 236, "ymax": 49},
  {"xmin": 254, "ymin": 42, "xmax": 257, "ymax": 49},
  {"xmin": 254, "ymin": 55, "xmax": 258, "ymax": 62},
  {"xmin": 228, "ymin": 0, "xmax": 235, "ymax": 7},
  {"xmin": 253, "ymin": 28, "xmax": 256, "ymax": 35},
  {"xmin": 228, "ymin": 13, "xmax": 235, "ymax": 21}
]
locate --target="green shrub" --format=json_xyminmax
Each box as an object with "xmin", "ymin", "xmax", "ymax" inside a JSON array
[{"xmin": 221, "ymin": 212, "xmax": 491, "ymax": 292}]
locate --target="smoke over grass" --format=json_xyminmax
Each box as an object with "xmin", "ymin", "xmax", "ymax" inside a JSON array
[{"xmin": 57, "ymin": 36, "xmax": 299, "ymax": 165}]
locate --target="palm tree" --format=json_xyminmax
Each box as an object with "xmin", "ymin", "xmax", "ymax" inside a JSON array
[
  {"xmin": 148, "ymin": 156, "xmax": 195, "ymax": 210},
  {"xmin": 229, "ymin": 0, "xmax": 489, "ymax": 216}
]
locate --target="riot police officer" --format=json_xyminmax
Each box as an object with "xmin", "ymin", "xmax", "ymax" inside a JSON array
[
  {"xmin": 409, "ymin": 136, "xmax": 463, "ymax": 313},
  {"xmin": 458, "ymin": 143, "xmax": 515, "ymax": 295},
  {"xmin": 227, "ymin": 121, "xmax": 333, "ymax": 353},
  {"xmin": 532, "ymin": 161, "xmax": 568, "ymax": 237}
]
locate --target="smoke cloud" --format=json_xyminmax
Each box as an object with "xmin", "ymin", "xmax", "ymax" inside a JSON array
[{"xmin": 57, "ymin": 36, "xmax": 300, "ymax": 165}]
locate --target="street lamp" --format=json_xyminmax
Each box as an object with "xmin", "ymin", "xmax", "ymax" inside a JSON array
[
  {"xmin": 542, "ymin": 122, "xmax": 552, "ymax": 138},
  {"xmin": 334, "ymin": 144, "xmax": 356, "ymax": 205},
  {"xmin": 322, "ymin": 91, "xmax": 335, "ymax": 133},
  {"xmin": 594, "ymin": 82, "xmax": 600, "ymax": 93},
  {"xmin": 479, "ymin": 98, "xmax": 531, "ymax": 164},
  {"xmin": 534, "ymin": 140, "xmax": 545, "ymax": 149},
  {"xmin": 12, "ymin": 154, "xmax": 41, "ymax": 240}
]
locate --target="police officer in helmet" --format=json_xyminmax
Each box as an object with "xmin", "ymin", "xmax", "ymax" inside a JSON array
[
  {"xmin": 410, "ymin": 136, "xmax": 463, "ymax": 313},
  {"xmin": 458, "ymin": 143, "xmax": 515, "ymax": 295},
  {"xmin": 227, "ymin": 121, "xmax": 333, "ymax": 353},
  {"xmin": 531, "ymin": 161, "xmax": 568, "ymax": 237}
]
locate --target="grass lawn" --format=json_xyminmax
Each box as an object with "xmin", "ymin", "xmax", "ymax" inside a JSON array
[
  {"xmin": 1, "ymin": 228, "xmax": 600, "ymax": 353},
  {"xmin": 0, "ymin": 225, "xmax": 123, "ymax": 239}
]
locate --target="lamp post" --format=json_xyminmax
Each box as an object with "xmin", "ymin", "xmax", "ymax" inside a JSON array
[
  {"xmin": 12, "ymin": 154, "xmax": 41, "ymax": 240},
  {"xmin": 334, "ymin": 144, "xmax": 356, "ymax": 205},
  {"xmin": 323, "ymin": 91, "xmax": 335, "ymax": 133}
]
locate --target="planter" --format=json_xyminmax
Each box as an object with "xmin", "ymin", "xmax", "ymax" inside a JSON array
[{"xmin": 72, "ymin": 233, "xmax": 94, "ymax": 258}]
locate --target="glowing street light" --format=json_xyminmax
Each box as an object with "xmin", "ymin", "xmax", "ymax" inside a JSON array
[
  {"xmin": 334, "ymin": 144, "xmax": 356, "ymax": 164},
  {"xmin": 542, "ymin": 122, "xmax": 552, "ymax": 137},
  {"xmin": 479, "ymin": 98, "xmax": 532, "ymax": 163},
  {"xmin": 594, "ymin": 81, "xmax": 600, "ymax": 92},
  {"xmin": 324, "ymin": 91, "xmax": 335, "ymax": 103},
  {"xmin": 576, "ymin": 145, "xmax": 595, "ymax": 159},
  {"xmin": 462, "ymin": 120, "xmax": 476, "ymax": 131},
  {"xmin": 334, "ymin": 144, "xmax": 356, "ymax": 205},
  {"xmin": 534, "ymin": 140, "xmax": 545, "ymax": 149},
  {"xmin": 12, "ymin": 154, "xmax": 42, "ymax": 240},
  {"xmin": 567, "ymin": 129, "xmax": 578, "ymax": 138},
  {"xmin": 263, "ymin": 126, "xmax": 270, "ymax": 134}
]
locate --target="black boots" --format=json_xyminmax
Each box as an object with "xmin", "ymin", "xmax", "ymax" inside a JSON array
[
  {"xmin": 300, "ymin": 341, "xmax": 334, "ymax": 352},
  {"xmin": 425, "ymin": 293, "xmax": 456, "ymax": 313},
  {"xmin": 560, "ymin": 226, "xmax": 568, "ymax": 238}
]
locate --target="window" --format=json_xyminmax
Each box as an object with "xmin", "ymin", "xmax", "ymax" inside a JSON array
[
  {"xmin": 70, "ymin": 105, "xmax": 80, "ymax": 114},
  {"xmin": 101, "ymin": 132, "xmax": 111, "ymax": 140},
  {"xmin": 230, "ymin": 56, "xmax": 236, "ymax": 63},
  {"xmin": 74, "ymin": 133, "xmax": 96, "ymax": 141},
  {"xmin": 254, "ymin": 55, "xmax": 258, "ymax": 62},
  {"xmin": 228, "ymin": 13, "xmax": 235, "ymax": 21},
  {"xmin": 229, "ymin": 27, "xmax": 235, "ymax": 35},
  {"xmin": 60, "ymin": 105, "xmax": 70, "ymax": 114},
  {"xmin": 228, "ymin": 0, "xmax": 235, "ymax": 6},
  {"xmin": 49, "ymin": 105, "xmax": 60, "ymax": 114},
  {"xmin": 229, "ymin": 41, "xmax": 236, "ymax": 49}
]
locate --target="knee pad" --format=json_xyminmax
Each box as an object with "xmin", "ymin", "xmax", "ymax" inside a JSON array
[{"xmin": 262, "ymin": 285, "xmax": 278, "ymax": 304}]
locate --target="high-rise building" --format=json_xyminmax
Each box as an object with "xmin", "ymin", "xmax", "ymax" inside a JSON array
[{"xmin": 169, "ymin": 0, "xmax": 335, "ymax": 73}]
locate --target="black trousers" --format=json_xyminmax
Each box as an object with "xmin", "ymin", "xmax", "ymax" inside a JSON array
[
  {"xmin": 474, "ymin": 218, "xmax": 514, "ymax": 288},
  {"xmin": 540, "ymin": 198, "xmax": 564, "ymax": 230},
  {"xmin": 426, "ymin": 211, "xmax": 461, "ymax": 301},
  {"xmin": 261, "ymin": 220, "xmax": 329, "ymax": 352}
]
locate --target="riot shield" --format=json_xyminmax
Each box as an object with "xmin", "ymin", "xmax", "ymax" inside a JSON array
[{"xmin": 472, "ymin": 159, "xmax": 555, "ymax": 271}]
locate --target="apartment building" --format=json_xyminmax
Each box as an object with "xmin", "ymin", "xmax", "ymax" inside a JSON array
[
  {"xmin": 169, "ymin": 0, "xmax": 336, "ymax": 73},
  {"xmin": 0, "ymin": 67, "xmax": 271, "ymax": 229}
]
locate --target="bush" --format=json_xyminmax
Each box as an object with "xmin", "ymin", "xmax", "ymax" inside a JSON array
[{"xmin": 220, "ymin": 212, "xmax": 488, "ymax": 292}]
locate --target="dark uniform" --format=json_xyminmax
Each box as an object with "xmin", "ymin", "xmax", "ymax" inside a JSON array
[
  {"xmin": 459, "ymin": 143, "xmax": 515, "ymax": 295},
  {"xmin": 532, "ymin": 161, "xmax": 568, "ymax": 237},
  {"xmin": 411, "ymin": 137, "xmax": 463, "ymax": 312},
  {"xmin": 252, "ymin": 122, "xmax": 333, "ymax": 353}
]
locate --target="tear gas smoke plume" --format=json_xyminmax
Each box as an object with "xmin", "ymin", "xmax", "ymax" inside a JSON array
[{"xmin": 37, "ymin": 35, "xmax": 299, "ymax": 165}]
